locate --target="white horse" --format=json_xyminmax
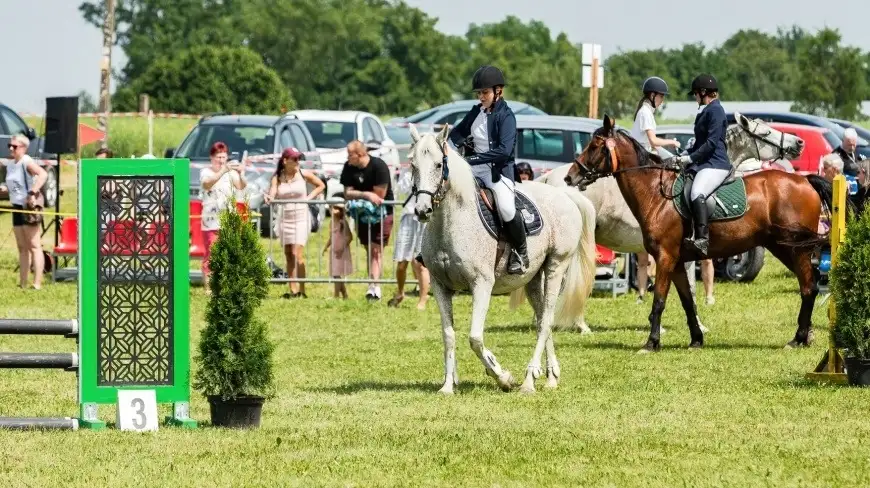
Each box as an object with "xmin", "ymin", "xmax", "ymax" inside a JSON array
[
  {"xmin": 408, "ymin": 123, "xmax": 598, "ymax": 394},
  {"xmin": 528, "ymin": 112, "xmax": 806, "ymax": 333}
]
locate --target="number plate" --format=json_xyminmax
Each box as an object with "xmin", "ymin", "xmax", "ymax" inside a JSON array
[{"xmin": 117, "ymin": 390, "xmax": 159, "ymax": 432}]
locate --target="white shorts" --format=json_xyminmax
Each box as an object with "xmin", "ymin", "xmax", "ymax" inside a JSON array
[{"xmin": 393, "ymin": 214, "xmax": 426, "ymax": 262}]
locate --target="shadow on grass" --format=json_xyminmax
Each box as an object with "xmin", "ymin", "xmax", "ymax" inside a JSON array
[
  {"xmin": 582, "ymin": 340, "xmax": 787, "ymax": 351},
  {"xmin": 306, "ymin": 380, "xmax": 497, "ymax": 395}
]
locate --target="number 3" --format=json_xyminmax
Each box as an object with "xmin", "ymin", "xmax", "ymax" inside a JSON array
[{"xmin": 131, "ymin": 398, "xmax": 146, "ymax": 429}]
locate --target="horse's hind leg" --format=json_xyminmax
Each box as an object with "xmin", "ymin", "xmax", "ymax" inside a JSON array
[
  {"xmin": 769, "ymin": 245, "xmax": 817, "ymax": 348},
  {"xmin": 520, "ymin": 262, "xmax": 565, "ymax": 394},
  {"xmin": 671, "ymin": 264, "xmax": 704, "ymax": 348},
  {"xmin": 433, "ymin": 280, "xmax": 459, "ymax": 394},
  {"xmin": 523, "ymin": 271, "xmax": 560, "ymax": 390},
  {"xmin": 469, "ymin": 282, "xmax": 514, "ymax": 391}
]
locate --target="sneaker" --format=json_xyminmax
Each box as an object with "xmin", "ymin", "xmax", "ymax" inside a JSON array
[
  {"xmin": 705, "ymin": 295, "xmax": 715, "ymax": 306},
  {"xmin": 366, "ymin": 285, "xmax": 379, "ymax": 302}
]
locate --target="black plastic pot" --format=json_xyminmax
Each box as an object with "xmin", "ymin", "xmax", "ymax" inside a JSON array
[
  {"xmin": 845, "ymin": 358, "xmax": 870, "ymax": 386},
  {"xmin": 208, "ymin": 395, "xmax": 265, "ymax": 428}
]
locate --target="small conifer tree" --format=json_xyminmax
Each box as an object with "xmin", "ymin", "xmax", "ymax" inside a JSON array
[{"xmin": 830, "ymin": 208, "xmax": 870, "ymax": 359}]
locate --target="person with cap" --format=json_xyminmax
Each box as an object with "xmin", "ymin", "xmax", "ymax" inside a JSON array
[
  {"xmin": 630, "ymin": 76, "xmax": 682, "ymax": 153},
  {"xmin": 671, "ymin": 74, "xmax": 731, "ymax": 257},
  {"xmin": 447, "ymin": 65, "xmax": 527, "ymax": 274},
  {"xmin": 265, "ymin": 147, "xmax": 325, "ymax": 299}
]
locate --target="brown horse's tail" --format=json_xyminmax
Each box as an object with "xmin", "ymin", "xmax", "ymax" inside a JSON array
[{"xmin": 775, "ymin": 174, "xmax": 853, "ymax": 249}]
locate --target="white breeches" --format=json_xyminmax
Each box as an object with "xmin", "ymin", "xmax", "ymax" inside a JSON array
[
  {"xmin": 690, "ymin": 168, "xmax": 731, "ymax": 200},
  {"xmin": 472, "ymin": 164, "xmax": 516, "ymax": 221}
]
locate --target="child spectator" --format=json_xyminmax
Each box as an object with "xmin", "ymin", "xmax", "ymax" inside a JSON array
[{"xmin": 323, "ymin": 195, "xmax": 353, "ymax": 299}]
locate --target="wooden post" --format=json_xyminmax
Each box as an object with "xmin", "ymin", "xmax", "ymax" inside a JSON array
[
  {"xmin": 97, "ymin": 0, "xmax": 115, "ymax": 149},
  {"xmin": 139, "ymin": 94, "xmax": 149, "ymax": 114},
  {"xmin": 806, "ymin": 174, "xmax": 848, "ymax": 384},
  {"xmin": 590, "ymin": 57, "xmax": 600, "ymax": 119}
]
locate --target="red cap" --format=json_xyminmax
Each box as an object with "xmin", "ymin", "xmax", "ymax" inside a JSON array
[{"xmin": 282, "ymin": 147, "xmax": 303, "ymax": 160}]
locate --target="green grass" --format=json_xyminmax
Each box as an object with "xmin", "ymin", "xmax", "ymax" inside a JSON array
[{"xmin": 2, "ymin": 180, "xmax": 870, "ymax": 486}]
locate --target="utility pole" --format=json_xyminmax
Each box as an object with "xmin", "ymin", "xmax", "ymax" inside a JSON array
[
  {"xmin": 582, "ymin": 43, "xmax": 604, "ymax": 119},
  {"xmin": 97, "ymin": 0, "xmax": 115, "ymax": 148}
]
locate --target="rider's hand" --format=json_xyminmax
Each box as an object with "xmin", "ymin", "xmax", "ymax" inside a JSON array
[
  {"xmin": 670, "ymin": 139, "xmax": 681, "ymax": 149},
  {"xmin": 676, "ymin": 155, "xmax": 692, "ymax": 165}
]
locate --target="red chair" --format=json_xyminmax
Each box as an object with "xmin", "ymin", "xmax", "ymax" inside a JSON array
[
  {"xmin": 100, "ymin": 220, "xmax": 138, "ymax": 256},
  {"xmin": 189, "ymin": 200, "xmax": 206, "ymax": 259},
  {"xmin": 596, "ymin": 245, "xmax": 616, "ymax": 265},
  {"xmin": 593, "ymin": 245, "xmax": 628, "ymax": 298},
  {"xmin": 52, "ymin": 217, "xmax": 79, "ymax": 282},
  {"xmin": 139, "ymin": 220, "xmax": 170, "ymax": 256}
]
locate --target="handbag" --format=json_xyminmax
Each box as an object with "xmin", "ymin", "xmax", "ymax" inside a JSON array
[{"xmin": 21, "ymin": 165, "xmax": 44, "ymax": 226}]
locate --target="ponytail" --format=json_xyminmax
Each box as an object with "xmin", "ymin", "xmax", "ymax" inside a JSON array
[{"xmin": 633, "ymin": 93, "xmax": 655, "ymax": 120}]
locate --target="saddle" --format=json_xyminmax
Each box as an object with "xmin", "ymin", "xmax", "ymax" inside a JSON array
[
  {"xmin": 672, "ymin": 167, "xmax": 749, "ymax": 222},
  {"xmin": 474, "ymin": 178, "xmax": 543, "ymax": 241}
]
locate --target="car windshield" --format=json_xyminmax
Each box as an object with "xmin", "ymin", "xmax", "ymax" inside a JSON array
[
  {"xmin": 406, "ymin": 107, "xmax": 441, "ymax": 124},
  {"xmin": 821, "ymin": 130, "xmax": 842, "ymax": 151},
  {"xmin": 175, "ymin": 124, "xmax": 275, "ymax": 159},
  {"xmin": 302, "ymin": 121, "xmax": 357, "ymax": 149},
  {"xmin": 515, "ymin": 106, "xmax": 547, "ymax": 115}
]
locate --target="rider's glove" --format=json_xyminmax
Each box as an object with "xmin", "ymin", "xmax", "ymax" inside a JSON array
[{"xmin": 675, "ymin": 155, "xmax": 692, "ymax": 165}]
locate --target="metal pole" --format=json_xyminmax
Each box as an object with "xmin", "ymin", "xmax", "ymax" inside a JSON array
[
  {"xmin": 0, "ymin": 353, "xmax": 78, "ymax": 370},
  {"xmin": 0, "ymin": 319, "xmax": 78, "ymax": 336},
  {"xmin": 97, "ymin": 0, "xmax": 115, "ymax": 148},
  {"xmin": 0, "ymin": 417, "xmax": 79, "ymax": 430}
]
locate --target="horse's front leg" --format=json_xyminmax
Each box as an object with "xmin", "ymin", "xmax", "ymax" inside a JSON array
[
  {"xmin": 641, "ymin": 252, "xmax": 678, "ymax": 353},
  {"xmin": 520, "ymin": 264, "xmax": 565, "ymax": 394},
  {"xmin": 432, "ymin": 280, "xmax": 458, "ymax": 394},
  {"xmin": 469, "ymin": 281, "xmax": 513, "ymax": 391},
  {"xmin": 671, "ymin": 263, "xmax": 704, "ymax": 348}
]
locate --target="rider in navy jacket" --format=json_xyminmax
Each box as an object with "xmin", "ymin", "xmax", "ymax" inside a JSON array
[
  {"xmin": 675, "ymin": 74, "xmax": 731, "ymax": 257},
  {"xmin": 446, "ymin": 65, "xmax": 527, "ymax": 274},
  {"xmin": 449, "ymin": 98, "xmax": 518, "ymax": 184}
]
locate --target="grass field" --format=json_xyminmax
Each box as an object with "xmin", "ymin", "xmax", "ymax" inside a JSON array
[{"xmin": 1, "ymin": 165, "xmax": 870, "ymax": 487}]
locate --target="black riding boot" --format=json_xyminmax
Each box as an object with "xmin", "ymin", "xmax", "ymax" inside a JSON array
[
  {"xmin": 685, "ymin": 196, "xmax": 710, "ymax": 256},
  {"xmin": 505, "ymin": 214, "xmax": 529, "ymax": 274}
]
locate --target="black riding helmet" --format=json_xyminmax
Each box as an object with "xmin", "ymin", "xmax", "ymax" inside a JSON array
[
  {"xmin": 688, "ymin": 74, "xmax": 719, "ymax": 96},
  {"xmin": 642, "ymin": 76, "xmax": 669, "ymax": 95},
  {"xmin": 472, "ymin": 65, "xmax": 506, "ymax": 91}
]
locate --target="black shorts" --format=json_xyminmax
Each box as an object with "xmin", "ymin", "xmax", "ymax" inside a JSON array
[
  {"xmin": 357, "ymin": 214, "xmax": 394, "ymax": 247},
  {"xmin": 11, "ymin": 204, "xmax": 27, "ymax": 227}
]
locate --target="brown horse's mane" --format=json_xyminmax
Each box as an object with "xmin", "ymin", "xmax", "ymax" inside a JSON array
[{"xmin": 614, "ymin": 128, "xmax": 666, "ymax": 168}]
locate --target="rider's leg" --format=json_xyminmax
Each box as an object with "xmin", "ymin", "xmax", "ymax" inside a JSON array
[
  {"xmin": 686, "ymin": 168, "xmax": 730, "ymax": 255},
  {"xmin": 492, "ymin": 177, "xmax": 527, "ymax": 274}
]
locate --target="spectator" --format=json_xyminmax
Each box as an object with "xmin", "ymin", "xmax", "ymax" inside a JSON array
[
  {"xmin": 264, "ymin": 147, "xmax": 325, "ymax": 299},
  {"xmin": 852, "ymin": 160, "xmax": 870, "ymax": 215},
  {"xmin": 821, "ymin": 154, "xmax": 844, "ymax": 183},
  {"xmin": 515, "ymin": 162, "xmax": 534, "ymax": 182},
  {"xmin": 95, "ymin": 147, "xmax": 113, "ymax": 158},
  {"xmin": 6, "ymin": 134, "xmax": 48, "ymax": 289},
  {"xmin": 199, "ymin": 141, "xmax": 246, "ymax": 294},
  {"xmin": 388, "ymin": 168, "xmax": 430, "ymax": 310},
  {"xmin": 322, "ymin": 194, "xmax": 353, "ymax": 299},
  {"xmin": 832, "ymin": 128, "xmax": 863, "ymax": 176},
  {"xmin": 340, "ymin": 140, "xmax": 395, "ymax": 301}
]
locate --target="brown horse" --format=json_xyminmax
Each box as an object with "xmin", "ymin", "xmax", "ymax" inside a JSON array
[{"xmin": 564, "ymin": 114, "xmax": 833, "ymax": 353}]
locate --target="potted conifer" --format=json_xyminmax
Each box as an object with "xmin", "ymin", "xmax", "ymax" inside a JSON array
[
  {"xmin": 830, "ymin": 206, "xmax": 870, "ymax": 386},
  {"xmin": 194, "ymin": 198, "xmax": 276, "ymax": 426}
]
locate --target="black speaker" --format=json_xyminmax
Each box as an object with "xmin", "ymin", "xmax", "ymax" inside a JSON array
[{"xmin": 44, "ymin": 96, "xmax": 79, "ymax": 154}]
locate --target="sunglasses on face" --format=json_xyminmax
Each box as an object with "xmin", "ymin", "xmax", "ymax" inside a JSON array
[{"xmin": 8, "ymin": 144, "xmax": 20, "ymax": 150}]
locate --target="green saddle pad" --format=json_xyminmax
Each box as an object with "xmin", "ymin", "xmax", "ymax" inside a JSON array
[{"xmin": 672, "ymin": 173, "xmax": 749, "ymax": 222}]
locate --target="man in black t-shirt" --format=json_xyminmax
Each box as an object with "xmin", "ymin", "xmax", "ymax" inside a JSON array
[{"xmin": 340, "ymin": 140, "xmax": 395, "ymax": 300}]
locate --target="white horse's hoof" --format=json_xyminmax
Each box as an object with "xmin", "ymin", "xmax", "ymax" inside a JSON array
[
  {"xmin": 496, "ymin": 371, "xmax": 514, "ymax": 392},
  {"xmin": 544, "ymin": 377, "xmax": 558, "ymax": 389},
  {"xmin": 519, "ymin": 383, "xmax": 536, "ymax": 394},
  {"xmin": 438, "ymin": 386, "xmax": 455, "ymax": 395}
]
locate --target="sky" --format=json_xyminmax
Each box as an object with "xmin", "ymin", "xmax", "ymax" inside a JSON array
[{"xmin": 4, "ymin": 0, "xmax": 870, "ymax": 114}]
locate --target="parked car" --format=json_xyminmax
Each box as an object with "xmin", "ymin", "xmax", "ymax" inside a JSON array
[
  {"xmin": 655, "ymin": 124, "xmax": 696, "ymax": 150},
  {"xmin": 764, "ymin": 123, "xmax": 840, "ymax": 175},
  {"xmin": 0, "ymin": 103, "xmax": 59, "ymax": 208},
  {"xmin": 391, "ymin": 99, "xmax": 548, "ymax": 128},
  {"xmin": 514, "ymin": 115, "xmax": 602, "ymax": 178},
  {"xmin": 725, "ymin": 111, "xmax": 870, "ymax": 160},
  {"xmin": 165, "ymin": 113, "xmax": 323, "ymax": 236},
  {"xmin": 285, "ymin": 110, "xmax": 401, "ymax": 199}
]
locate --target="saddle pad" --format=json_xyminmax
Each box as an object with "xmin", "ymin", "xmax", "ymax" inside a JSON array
[
  {"xmin": 475, "ymin": 187, "xmax": 544, "ymax": 240},
  {"xmin": 672, "ymin": 174, "xmax": 749, "ymax": 222}
]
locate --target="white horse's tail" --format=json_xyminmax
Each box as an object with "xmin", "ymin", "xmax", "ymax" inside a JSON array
[{"xmin": 554, "ymin": 191, "xmax": 597, "ymax": 329}]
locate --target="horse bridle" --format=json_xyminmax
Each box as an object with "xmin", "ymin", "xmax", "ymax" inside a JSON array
[
  {"xmin": 738, "ymin": 120, "xmax": 787, "ymax": 161},
  {"xmin": 409, "ymin": 142, "xmax": 450, "ymax": 208}
]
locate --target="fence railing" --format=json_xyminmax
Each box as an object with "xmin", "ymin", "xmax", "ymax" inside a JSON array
[{"xmin": 263, "ymin": 198, "xmax": 420, "ymax": 287}]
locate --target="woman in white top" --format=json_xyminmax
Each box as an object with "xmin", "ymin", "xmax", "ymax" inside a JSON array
[
  {"xmin": 629, "ymin": 77, "xmax": 681, "ymax": 303},
  {"xmin": 5, "ymin": 134, "xmax": 48, "ymax": 289},
  {"xmin": 199, "ymin": 141, "xmax": 246, "ymax": 294}
]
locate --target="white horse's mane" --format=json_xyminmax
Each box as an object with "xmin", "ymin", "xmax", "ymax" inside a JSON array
[{"xmin": 412, "ymin": 130, "xmax": 478, "ymax": 204}]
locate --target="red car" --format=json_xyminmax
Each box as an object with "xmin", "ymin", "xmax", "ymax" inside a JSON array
[{"xmin": 767, "ymin": 122, "xmax": 841, "ymax": 175}]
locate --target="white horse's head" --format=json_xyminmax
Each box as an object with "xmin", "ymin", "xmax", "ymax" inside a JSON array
[
  {"xmin": 408, "ymin": 123, "xmax": 453, "ymax": 221},
  {"xmin": 731, "ymin": 112, "xmax": 805, "ymax": 161}
]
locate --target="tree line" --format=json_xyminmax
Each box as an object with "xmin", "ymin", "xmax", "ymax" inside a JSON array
[{"xmin": 79, "ymin": 0, "xmax": 870, "ymax": 120}]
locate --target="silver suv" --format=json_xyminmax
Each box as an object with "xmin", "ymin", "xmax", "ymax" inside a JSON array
[{"xmin": 514, "ymin": 115, "xmax": 603, "ymax": 179}]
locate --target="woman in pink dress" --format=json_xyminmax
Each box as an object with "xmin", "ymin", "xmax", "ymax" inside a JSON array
[{"xmin": 265, "ymin": 147, "xmax": 324, "ymax": 299}]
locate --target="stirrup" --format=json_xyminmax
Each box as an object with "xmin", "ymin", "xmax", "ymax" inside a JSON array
[{"xmin": 507, "ymin": 249, "xmax": 528, "ymax": 274}]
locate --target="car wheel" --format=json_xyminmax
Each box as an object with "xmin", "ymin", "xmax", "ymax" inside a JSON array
[{"xmin": 718, "ymin": 247, "xmax": 765, "ymax": 282}]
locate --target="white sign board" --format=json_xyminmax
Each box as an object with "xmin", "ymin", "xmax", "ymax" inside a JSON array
[
  {"xmin": 582, "ymin": 43, "xmax": 602, "ymax": 65},
  {"xmin": 582, "ymin": 66, "xmax": 605, "ymax": 88},
  {"xmin": 117, "ymin": 390, "xmax": 159, "ymax": 432}
]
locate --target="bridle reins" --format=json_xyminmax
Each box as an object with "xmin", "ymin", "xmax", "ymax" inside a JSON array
[
  {"xmin": 732, "ymin": 121, "xmax": 788, "ymax": 162},
  {"xmin": 408, "ymin": 142, "xmax": 450, "ymax": 208}
]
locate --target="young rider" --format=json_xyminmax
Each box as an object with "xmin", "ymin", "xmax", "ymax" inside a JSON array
[{"xmin": 630, "ymin": 76, "xmax": 682, "ymax": 153}]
